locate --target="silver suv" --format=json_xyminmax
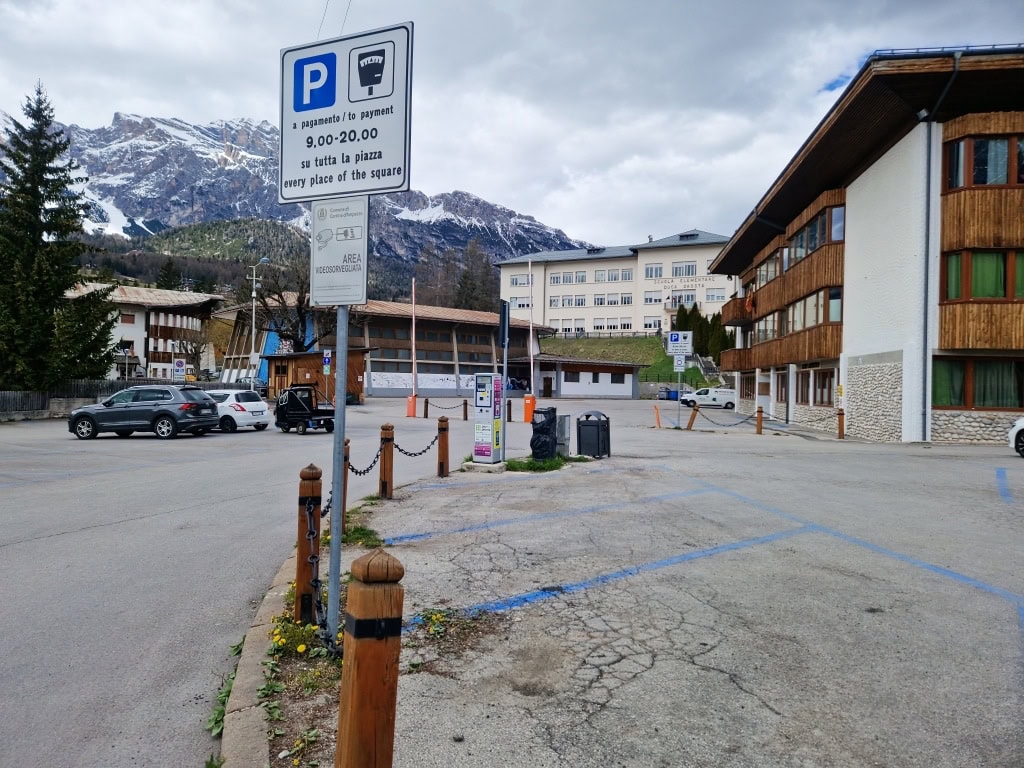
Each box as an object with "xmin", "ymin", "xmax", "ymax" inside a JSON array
[{"xmin": 68, "ymin": 385, "xmax": 220, "ymax": 440}]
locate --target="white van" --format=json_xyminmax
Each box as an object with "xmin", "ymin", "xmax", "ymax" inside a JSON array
[{"xmin": 682, "ymin": 387, "xmax": 736, "ymax": 409}]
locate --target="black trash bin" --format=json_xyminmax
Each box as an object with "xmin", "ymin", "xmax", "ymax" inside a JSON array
[
  {"xmin": 530, "ymin": 407, "xmax": 558, "ymax": 460},
  {"xmin": 576, "ymin": 411, "xmax": 610, "ymax": 458}
]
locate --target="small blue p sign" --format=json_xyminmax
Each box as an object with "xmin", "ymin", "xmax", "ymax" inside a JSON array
[{"xmin": 294, "ymin": 53, "xmax": 336, "ymax": 112}]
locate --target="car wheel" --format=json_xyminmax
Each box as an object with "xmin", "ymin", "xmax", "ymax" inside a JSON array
[
  {"xmin": 1016, "ymin": 432, "xmax": 1024, "ymax": 458},
  {"xmin": 154, "ymin": 416, "xmax": 178, "ymax": 439},
  {"xmin": 324, "ymin": 420, "xmax": 334, "ymax": 433},
  {"xmin": 296, "ymin": 421, "xmax": 307, "ymax": 435},
  {"xmin": 115, "ymin": 430, "xmax": 133, "ymax": 438},
  {"xmin": 724, "ymin": 402, "xmax": 735, "ymax": 409},
  {"xmin": 73, "ymin": 416, "xmax": 97, "ymax": 440},
  {"xmin": 279, "ymin": 425, "xmax": 290, "ymax": 433},
  {"xmin": 254, "ymin": 424, "xmax": 268, "ymax": 431},
  {"xmin": 220, "ymin": 415, "xmax": 237, "ymax": 433}
]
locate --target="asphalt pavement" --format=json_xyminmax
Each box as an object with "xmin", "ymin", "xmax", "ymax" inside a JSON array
[{"xmin": 222, "ymin": 399, "xmax": 1024, "ymax": 768}]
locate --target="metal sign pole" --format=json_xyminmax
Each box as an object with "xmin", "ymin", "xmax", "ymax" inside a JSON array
[{"xmin": 328, "ymin": 305, "xmax": 348, "ymax": 644}]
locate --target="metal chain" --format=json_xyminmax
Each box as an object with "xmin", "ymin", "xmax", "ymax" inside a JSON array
[
  {"xmin": 394, "ymin": 433, "xmax": 439, "ymax": 457},
  {"xmin": 428, "ymin": 401, "xmax": 464, "ymax": 410},
  {"xmin": 696, "ymin": 409, "xmax": 757, "ymax": 427},
  {"xmin": 349, "ymin": 446, "xmax": 382, "ymax": 476},
  {"xmin": 304, "ymin": 497, "xmax": 339, "ymax": 656}
]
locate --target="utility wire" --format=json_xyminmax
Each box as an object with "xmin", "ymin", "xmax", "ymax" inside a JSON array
[{"xmin": 317, "ymin": 0, "xmax": 354, "ymax": 39}]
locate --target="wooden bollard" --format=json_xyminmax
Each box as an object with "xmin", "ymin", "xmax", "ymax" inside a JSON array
[
  {"xmin": 838, "ymin": 408, "xmax": 845, "ymax": 440},
  {"xmin": 756, "ymin": 406, "xmax": 763, "ymax": 435},
  {"xmin": 506, "ymin": 398, "xmax": 512, "ymax": 423},
  {"xmin": 686, "ymin": 405, "xmax": 699, "ymax": 431},
  {"xmin": 437, "ymin": 416, "xmax": 449, "ymax": 477},
  {"xmin": 295, "ymin": 464, "xmax": 322, "ymax": 625},
  {"xmin": 423, "ymin": 398, "xmax": 429, "ymax": 418},
  {"xmin": 462, "ymin": 399, "xmax": 468, "ymax": 421},
  {"xmin": 379, "ymin": 423, "xmax": 394, "ymax": 499},
  {"xmin": 335, "ymin": 549, "xmax": 405, "ymax": 768},
  {"xmin": 342, "ymin": 438, "xmax": 350, "ymax": 537}
]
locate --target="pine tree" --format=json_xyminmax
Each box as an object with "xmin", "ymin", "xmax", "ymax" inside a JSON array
[
  {"xmin": 156, "ymin": 257, "xmax": 181, "ymax": 289},
  {"xmin": 454, "ymin": 240, "xmax": 498, "ymax": 312},
  {"xmin": 0, "ymin": 84, "xmax": 116, "ymax": 389}
]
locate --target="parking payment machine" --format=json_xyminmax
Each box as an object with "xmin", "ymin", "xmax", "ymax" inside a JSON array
[{"xmin": 473, "ymin": 373, "xmax": 503, "ymax": 463}]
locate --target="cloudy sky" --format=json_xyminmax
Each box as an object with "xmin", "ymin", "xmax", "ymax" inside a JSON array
[{"xmin": 1, "ymin": 0, "xmax": 1021, "ymax": 245}]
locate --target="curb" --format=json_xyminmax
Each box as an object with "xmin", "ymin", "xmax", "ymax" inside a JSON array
[{"xmin": 221, "ymin": 554, "xmax": 296, "ymax": 768}]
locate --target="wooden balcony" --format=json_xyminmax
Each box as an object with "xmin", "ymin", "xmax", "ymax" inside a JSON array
[
  {"xmin": 721, "ymin": 346, "xmax": 752, "ymax": 371},
  {"xmin": 721, "ymin": 297, "xmax": 752, "ymax": 327},
  {"xmin": 939, "ymin": 302, "xmax": 1024, "ymax": 349}
]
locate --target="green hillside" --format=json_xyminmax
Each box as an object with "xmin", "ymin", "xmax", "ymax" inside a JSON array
[
  {"xmin": 539, "ymin": 336, "xmax": 706, "ymax": 385},
  {"xmin": 145, "ymin": 218, "xmax": 308, "ymax": 263}
]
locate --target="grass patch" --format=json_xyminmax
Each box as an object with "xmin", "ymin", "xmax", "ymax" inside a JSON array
[{"xmin": 505, "ymin": 454, "xmax": 588, "ymax": 472}]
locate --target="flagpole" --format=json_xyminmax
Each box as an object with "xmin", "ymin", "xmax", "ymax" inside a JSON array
[{"xmin": 528, "ymin": 258, "xmax": 534, "ymax": 395}]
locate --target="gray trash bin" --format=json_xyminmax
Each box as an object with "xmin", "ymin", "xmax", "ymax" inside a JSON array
[{"xmin": 576, "ymin": 410, "xmax": 610, "ymax": 458}]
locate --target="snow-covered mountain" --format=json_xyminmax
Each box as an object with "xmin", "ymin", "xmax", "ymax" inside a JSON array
[{"xmin": 64, "ymin": 113, "xmax": 585, "ymax": 261}]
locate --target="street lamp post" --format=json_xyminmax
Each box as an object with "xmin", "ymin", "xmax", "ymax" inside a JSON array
[{"xmin": 248, "ymin": 257, "xmax": 271, "ymax": 389}]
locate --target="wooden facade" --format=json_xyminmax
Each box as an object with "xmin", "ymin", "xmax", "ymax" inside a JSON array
[{"xmin": 939, "ymin": 303, "xmax": 1024, "ymax": 350}]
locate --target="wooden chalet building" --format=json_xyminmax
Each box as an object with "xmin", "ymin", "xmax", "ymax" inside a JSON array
[{"xmin": 714, "ymin": 46, "xmax": 1024, "ymax": 444}]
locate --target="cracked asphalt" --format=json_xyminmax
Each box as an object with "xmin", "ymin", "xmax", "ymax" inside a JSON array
[{"xmin": 352, "ymin": 402, "xmax": 1024, "ymax": 768}]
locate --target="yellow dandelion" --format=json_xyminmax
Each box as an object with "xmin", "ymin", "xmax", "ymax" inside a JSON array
[
  {"xmin": 277, "ymin": 638, "xmax": 286, "ymax": 646},
  {"xmin": 297, "ymin": 644, "xmax": 307, "ymax": 653}
]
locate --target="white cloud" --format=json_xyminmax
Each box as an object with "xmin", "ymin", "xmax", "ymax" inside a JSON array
[{"xmin": 2, "ymin": 0, "xmax": 1022, "ymax": 244}]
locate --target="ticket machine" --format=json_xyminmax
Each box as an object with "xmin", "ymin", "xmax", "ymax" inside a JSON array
[{"xmin": 473, "ymin": 373, "xmax": 503, "ymax": 464}]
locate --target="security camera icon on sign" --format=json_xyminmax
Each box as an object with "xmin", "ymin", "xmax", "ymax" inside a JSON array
[{"xmin": 349, "ymin": 41, "xmax": 395, "ymax": 101}]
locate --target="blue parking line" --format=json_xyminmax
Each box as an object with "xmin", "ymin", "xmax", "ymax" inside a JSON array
[
  {"xmin": 404, "ymin": 525, "xmax": 816, "ymax": 630},
  {"xmin": 384, "ymin": 487, "xmax": 715, "ymax": 545},
  {"xmin": 996, "ymin": 468, "xmax": 1014, "ymax": 504}
]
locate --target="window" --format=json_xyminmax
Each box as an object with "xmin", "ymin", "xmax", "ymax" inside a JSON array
[
  {"xmin": 120, "ymin": 313, "xmax": 135, "ymax": 324},
  {"xmin": 575, "ymin": 319, "xmax": 585, "ymax": 333},
  {"xmin": 943, "ymin": 250, "xmax": 1024, "ymax": 300},
  {"xmin": 830, "ymin": 207, "xmax": 845, "ymax": 242},
  {"xmin": 933, "ymin": 357, "xmax": 1024, "ymax": 409},
  {"xmin": 621, "ymin": 268, "xmax": 633, "ymax": 281},
  {"xmin": 593, "ymin": 317, "xmax": 605, "ymax": 330},
  {"xmin": 510, "ymin": 274, "xmax": 530, "ymax": 286},
  {"xmin": 562, "ymin": 295, "xmax": 573, "ymax": 307},
  {"xmin": 610, "ymin": 372, "xmax": 625, "ymax": 384},
  {"xmin": 550, "ymin": 274, "xmax": 561, "ymax": 285},
  {"xmin": 574, "ymin": 295, "xmax": 586, "ymax": 307},
  {"xmin": 671, "ymin": 290, "xmax": 696, "ymax": 308},
  {"xmin": 828, "ymin": 287, "xmax": 843, "ymax": 321},
  {"xmin": 643, "ymin": 316, "xmax": 661, "ymax": 329},
  {"xmin": 592, "ymin": 372, "xmax": 600, "ymax": 384},
  {"xmin": 706, "ymin": 288, "xmax": 726, "ymax": 302},
  {"xmin": 775, "ymin": 372, "xmax": 788, "ymax": 403},
  {"xmin": 595, "ymin": 270, "xmax": 606, "ymax": 282},
  {"xmin": 945, "ymin": 136, "xmax": 1024, "ymax": 190},
  {"xmin": 620, "ymin": 318, "xmax": 632, "ymax": 330},
  {"xmin": 549, "ymin": 297, "xmax": 559, "ymax": 308},
  {"xmin": 575, "ymin": 271, "xmax": 587, "ymax": 284},
  {"xmin": 620, "ymin": 293, "xmax": 633, "ymax": 305},
  {"xmin": 594, "ymin": 294, "xmax": 605, "ymax": 306},
  {"xmin": 564, "ymin": 371, "xmax": 580, "ymax": 383},
  {"xmin": 796, "ymin": 371, "xmax": 811, "ymax": 404},
  {"xmin": 606, "ymin": 294, "xmax": 619, "ymax": 306},
  {"xmin": 561, "ymin": 322, "xmax": 573, "ymax": 333},
  {"xmin": 672, "ymin": 261, "xmax": 697, "ymax": 277},
  {"xmin": 740, "ymin": 374, "xmax": 755, "ymax": 399},
  {"xmin": 644, "ymin": 290, "xmax": 662, "ymax": 304},
  {"xmin": 562, "ymin": 272, "xmax": 574, "ymax": 284},
  {"xmin": 510, "ymin": 297, "xmax": 531, "ymax": 309},
  {"xmin": 814, "ymin": 369, "xmax": 835, "ymax": 406},
  {"xmin": 786, "ymin": 207, "xmax": 843, "ymax": 270},
  {"xmin": 607, "ymin": 269, "xmax": 620, "ymax": 282},
  {"xmin": 606, "ymin": 319, "xmax": 619, "ymax": 330},
  {"xmin": 644, "ymin": 264, "xmax": 663, "ymax": 279}
]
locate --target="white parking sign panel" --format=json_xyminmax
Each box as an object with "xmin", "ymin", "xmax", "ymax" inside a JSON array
[
  {"xmin": 311, "ymin": 197, "xmax": 368, "ymax": 306},
  {"xmin": 280, "ymin": 22, "xmax": 413, "ymax": 202}
]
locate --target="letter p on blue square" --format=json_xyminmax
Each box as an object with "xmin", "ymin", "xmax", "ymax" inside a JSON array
[{"xmin": 294, "ymin": 52, "xmax": 336, "ymax": 112}]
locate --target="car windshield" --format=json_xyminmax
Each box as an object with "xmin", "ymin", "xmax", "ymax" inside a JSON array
[
  {"xmin": 181, "ymin": 389, "xmax": 214, "ymax": 403},
  {"xmin": 209, "ymin": 393, "xmax": 229, "ymax": 403},
  {"xmin": 236, "ymin": 391, "xmax": 263, "ymax": 403}
]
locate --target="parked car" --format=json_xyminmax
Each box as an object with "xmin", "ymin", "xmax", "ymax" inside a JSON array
[
  {"xmin": 680, "ymin": 387, "xmax": 737, "ymax": 409},
  {"xmin": 236, "ymin": 377, "xmax": 269, "ymax": 397},
  {"xmin": 1010, "ymin": 417, "xmax": 1024, "ymax": 457},
  {"xmin": 68, "ymin": 384, "xmax": 220, "ymax": 440},
  {"xmin": 207, "ymin": 389, "xmax": 271, "ymax": 432}
]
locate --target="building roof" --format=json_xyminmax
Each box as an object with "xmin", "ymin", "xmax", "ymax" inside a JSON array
[
  {"xmin": 632, "ymin": 229, "xmax": 730, "ymax": 251},
  {"xmin": 511, "ymin": 352, "xmax": 648, "ymax": 370},
  {"xmin": 712, "ymin": 45, "xmax": 1024, "ymax": 276},
  {"xmin": 67, "ymin": 283, "xmax": 223, "ymax": 308},
  {"xmin": 499, "ymin": 244, "xmax": 637, "ymax": 266},
  {"xmin": 349, "ymin": 299, "xmax": 550, "ymax": 331}
]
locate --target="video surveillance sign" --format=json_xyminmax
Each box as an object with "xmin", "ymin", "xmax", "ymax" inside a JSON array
[
  {"xmin": 310, "ymin": 196, "xmax": 368, "ymax": 306},
  {"xmin": 280, "ymin": 22, "xmax": 412, "ymax": 202}
]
